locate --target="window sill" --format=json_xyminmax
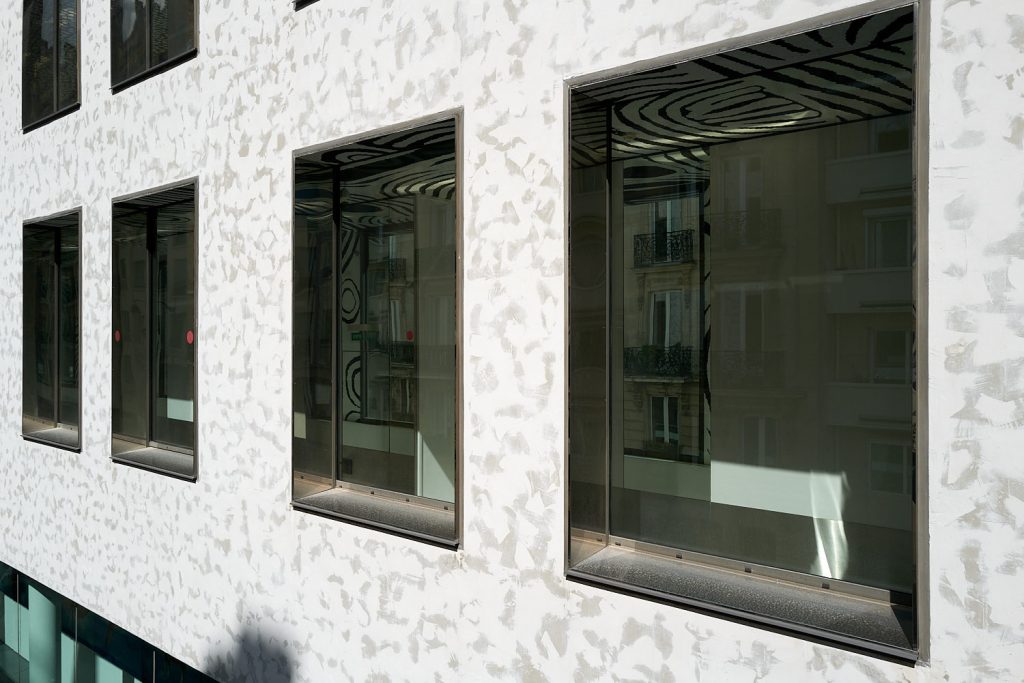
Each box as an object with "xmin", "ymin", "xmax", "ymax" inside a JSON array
[
  {"xmin": 22, "ymin": 428, "xmax": 80, "ymax": 452},
  {"xmin": 568, "ymin": 545, "xmax": 915, "ymax": 663},
  {"xmin": 293, "ymin": 486, "xmax": 458, "ymax": 549},
  {"xmin": 111, "ymin": 49, "xmax": 199, "ymax": 94},
  {"xmin": 23, "ymin": 103, "xmax": 81, "ymax": 134},
  {"xmin": 112, "ymin": 440, "xmax": 195, "ymax": 481}
]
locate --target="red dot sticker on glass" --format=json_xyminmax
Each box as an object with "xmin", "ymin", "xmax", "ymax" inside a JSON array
[
  {"xmin": 406, "ymin": 330, "xmax": 414, "ymax": 341},
  {"xmin": 186, "ymin": 330, "xmax": 195, "ymax": 345},
  {"xmin": 114, "ymin": 330, "xmax": 121, "ymax": 343}
]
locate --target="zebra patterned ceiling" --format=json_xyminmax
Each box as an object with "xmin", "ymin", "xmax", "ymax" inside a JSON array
[
  {"xmin": 571, "ymin": 6, "xmax": 914, "ymax": 181},
  {"xmin": 296, "ymin": 120, "xmax": 456, "ymax": 229}
]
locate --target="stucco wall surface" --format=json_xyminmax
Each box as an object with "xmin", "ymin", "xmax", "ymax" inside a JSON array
[{"xmin": 1, "ymin": 0, "xmax": 1022, "ymax": 680}]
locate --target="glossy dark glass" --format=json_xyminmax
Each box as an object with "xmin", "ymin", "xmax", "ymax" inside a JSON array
[
  {"xmin": 111, "ymin": 0, "xmax": 195, "ymax": 88},
  {"xmin": 23, "ymin": 0, "xmax": 78, "ymax": 129},
  {"xmin": 112, "ymin": 184, "xmax": 196, "ymax": 477},
  {"xmin": 293, "ymin": 119, "xmax": 458, "ymax": 542},
  {"xmin": 23, "ymin": 213, "xmax": 80, "ymax": 449},
  {"xmin": 568, "ymin": 5, "xmax": 916, "ymax": 650},
  {"xmin": 0, "ymin": 560, "xmax": 216, "ymax": 681}
]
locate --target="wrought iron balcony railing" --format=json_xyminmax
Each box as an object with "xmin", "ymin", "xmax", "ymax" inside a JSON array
[
  {"xmin": 623, "ymin": 345, "xmax": 695, "ymax": 379},
  {"xmin": 633, "ymin": 229, "xmax": 695, "ymax": 268}
]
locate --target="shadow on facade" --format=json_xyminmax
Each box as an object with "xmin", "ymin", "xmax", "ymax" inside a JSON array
[{"xmin": 206, "ymin": 627, "xmax": 295, "ymax": 683}]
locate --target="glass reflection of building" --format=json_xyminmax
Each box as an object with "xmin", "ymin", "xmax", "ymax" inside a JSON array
[{"xmin": 569, "ymin": 6, "xmax": 916, "ymax": 647}]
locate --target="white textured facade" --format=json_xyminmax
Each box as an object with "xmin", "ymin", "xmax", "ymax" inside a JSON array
[{"xmin": 2, "ymin": 0, "xmax": 1023, "ymax": 680}]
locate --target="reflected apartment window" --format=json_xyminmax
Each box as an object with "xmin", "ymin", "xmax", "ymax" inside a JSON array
[
  {"xmin": 112, "ymin": 181, "xmax": 197, "ymax": 479},
  {"xmin": 110, "ymin": 0, "xmax": 196, "ymax": 90},
  {"xmin": 568, "ymin": 6, "xmax": 916, "ymax": 658},
  {"xmin": 23, "ymin": 0, "xmax": 79, "ymax": 130},
  {"xmin": 293, "ymin": 118, "xmax": 459, "ymax": 547},
  {"xmin": 23, "ymin": 210, "xmax": 80, "ymax": 450}
]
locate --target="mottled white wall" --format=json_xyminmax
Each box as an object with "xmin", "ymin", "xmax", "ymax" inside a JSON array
[{"xmin": 1, "ymin": 0, "xmax": 1022, "ymax": 680}]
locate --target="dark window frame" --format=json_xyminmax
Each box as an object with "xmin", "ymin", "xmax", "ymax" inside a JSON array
[
  {"xmin": 22, "ymin": 0, "xmax": 81, "ymax": 132},
  {"xmin": 290, "ymin": 112, "xmax": 463, "ymax": 549},
  {"xmin": 294, "ymin": 0, "xmax": 320, "ymax": 10},
  {"xmin": 22, "ymin": 208, "xmax": 82, "ymax": 452},
  {"xmin": 111, "ymin": 178, "xmax": 199, "ymax": 481},
  {"xmin": 109, "ymin": 0, "xmax": 198, "ymax": 93},
  {"xmin": 564, "ymin": 1, "xmax": 924, "ymax": 663}
]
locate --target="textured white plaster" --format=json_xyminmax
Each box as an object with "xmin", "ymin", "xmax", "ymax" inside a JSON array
[{"xmin": 1, "ymin": 0, "xmax": 1023, "ymax": 681}]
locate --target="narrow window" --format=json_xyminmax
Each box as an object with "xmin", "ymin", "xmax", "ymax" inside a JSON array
[
  {"xmin": 568, "ymin": 6, "xmax": 917, "ymax": 658},
  {"xmin": 293, "ymin": 118, "xmax": 460, "ymax": 547},
  {"xmin": 112, "ymin": 181, "xmax": 197, "ymax": 479},
  {"xmin": 23, "ymin": 0, "xmax": 79, "ymax": 130},
  {"xmin": 111, "ymin": 0, "xmax": 196, "ymax": 90},
  {"xmin": 23, "ymin": 210, "xmax": 80, "ymax": 450}
]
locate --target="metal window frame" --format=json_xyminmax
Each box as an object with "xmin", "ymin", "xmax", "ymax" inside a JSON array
[
  {"xmin": 22, "ymin": 0, "xmax": 81, "ymax": 132},
  {"xmin": 109, "ymin": 0, "xmax": 199, "ymax": 93},
  {"xmin": 290, "ymin": 109, "xmax": 464, "ymax": 550},
  {"xmin": 21, "ymin": 207, "xmax": 83, "ymax": 453},
  {"xmin": 562, "ymin": 0, "xmax": 929, "ymax": 663},
  {"xmin": 110, "ymin": 177, "xmax": 200, "ymax": 482}
]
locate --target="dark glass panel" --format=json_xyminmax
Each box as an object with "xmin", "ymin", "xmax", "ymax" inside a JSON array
[
  {"xmin": 293, "ymin": 119, "xmax": 459, "ymax": 514},
  {"xmin": 150, "ymin": 0, "xmax": 194, "ymax": 65},
  {"xmin": 23, "ymin": 227, "xmax": 56, "ymax": 429},
  {"xmin": 112, "ymin": 209, "xmax": 150, "ymax": 441},
  {"xmin": 23, "ymin": 0, "xmax": 56, "ymax": 125},
  {"xmin": 293, "ymin": 161, "xmax": 336, "ymax": 489},
  {"xmin": 111, "ymin": 0, "xmax": 148, "ymax": 85},
  {"xmin": 151, "ymin": 201, "xmax": 195, "ymax": 450},
  {"xmin": 55, "ymin": 0, "xmax": 77, "ymax": 110},
  {"xmin": 76, "ymin": 609, "xmax": 152, "ymax": 682},
  {"xmin": 58, "ymin": 227, "xmax": 79, "ymax": 429},
  {"xmin": 571, "ymin": 6, "xmax": 915, "ymax": 599},
  {"xmin": 568, "ymin": 90, "xmax": 609, "ymax": 542},
  {"xmin": 335, "ymin": 124, "xmax": 457, "ymax": 503}
]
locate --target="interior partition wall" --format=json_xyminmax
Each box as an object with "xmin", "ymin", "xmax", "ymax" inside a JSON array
[
  {"xmin": 111, "ymin": 181, "xmax": 197, "ymax": 480},
  {"xmin": 23, "ymin": 210, "xmax": 80, "ymax": 450},
  {"xmin": 567, "ymin": 4, "xmax": 917, "ymax": 659},
  {"xmin": 292, "ymin": 117, "xmax": 460, "ymax": 547}
]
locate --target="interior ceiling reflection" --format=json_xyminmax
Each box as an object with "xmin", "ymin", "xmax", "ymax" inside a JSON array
[
  {"xmin": 571, "ymin": 7, "xmax": 913, "ymax": 201},
  {"xmin": 296, "ymin": 120, "xmax": 456, "ymax": 230}
]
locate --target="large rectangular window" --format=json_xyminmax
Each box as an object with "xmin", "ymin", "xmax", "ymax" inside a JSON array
[
  {"xmin": 23, "ymin": 210, "xmax": 80, "ymax": 450},
  {"xmin": 110, "ymin": 0, "xmax": 196, "ymax": 90},
  {"xmin": 293, "ymin": 118, "xmax": 460, "ymax": 547},
  {"xmin": 112, "ymin": 181, "xmax": 197, "ymax": 480},
  {"xmin": 23, "ymin": 0, "xmax": 79, "ymax": 130},
  {"xmin": 568, "ymin": 6, "xmax": 917, "ymax": 658}
]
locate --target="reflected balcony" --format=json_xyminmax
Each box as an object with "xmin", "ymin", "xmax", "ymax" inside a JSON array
[
  {"xmin": 624, "ymin": 345, "xmax": 695, "ymax": 379},
  {"xmin": 633, "ymin": 230, "xmax": 694, "ymax": 268}
]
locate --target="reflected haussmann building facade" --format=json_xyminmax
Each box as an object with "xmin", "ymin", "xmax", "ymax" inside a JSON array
[
  {"xmin": 569, "ymin": 6, "xmax": 916, "ymax": 651},
  {"xmin": 292, "ymin": 119, "xmax": 459, "ymax": 545}
]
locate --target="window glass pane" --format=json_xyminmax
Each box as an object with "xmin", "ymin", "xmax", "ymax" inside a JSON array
[
  {"xmin": 111, "ymin": 0, "xmax": 149, "ymax": 84},
  {"xmin": 151, "ymin": 201, "xmax": 195, "ymax": 450},
  {"xmin": 571, "ymin": 7, "xmax": 915, "ymax": 599},
  {"xmin": 112, "ymin": 209, "xmax": 150, "ymax": 441},
  {"xmin": 23, "ymin": 0, "xmax": 56, "ymax": 125},
  {"xmin": 55, "ymin": 0, "xmax": 76, "ymax": 110},
  {"xmin": 58, "ymin": 227, "xmax": 79, "ymax": 430},
  {"xmin": 293, "ymin": 120, "xmax": 459, "ymax": 540},
  {"xmin": 569, "ymin": 90, "xmax": 609, "ymax": 538},
  {"xmin": 24, "ymin": 227, "xmax": 56, "ymax": 429},
  {"xmin": 293, "ymin": 162, "xmax": 336, "ymax": 489},
  {"xmin": 150, "ymin": 0, "xmax": 194, "ymax": 66}
]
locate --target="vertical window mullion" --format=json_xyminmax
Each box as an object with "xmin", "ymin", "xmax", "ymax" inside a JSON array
[
  {"xmin": 51, "ymin": 0, "xmax": 58, "ymax": 114},
  {"xmin": 331, "ymin": 165, "xmax": 340, "ymax": 486},
  {"xmin": 52, "ymin": 225, "xmax": 61, "ymax": 426}
]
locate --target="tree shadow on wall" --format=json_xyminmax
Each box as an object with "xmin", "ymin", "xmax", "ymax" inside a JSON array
[{"xmin": 205, "ymin": 626, "xmax": 295, "ymax": 683}]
